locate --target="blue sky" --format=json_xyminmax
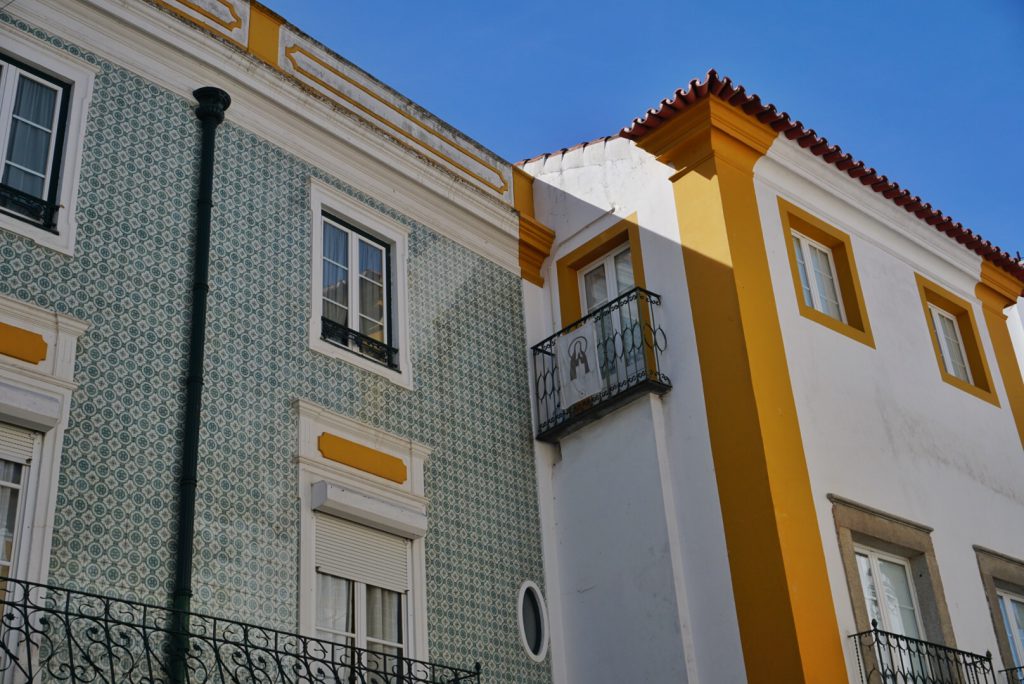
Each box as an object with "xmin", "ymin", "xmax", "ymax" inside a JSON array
[{"xmin": 262, "ymin": 1, "xmax": 1023, "ymax": 257}]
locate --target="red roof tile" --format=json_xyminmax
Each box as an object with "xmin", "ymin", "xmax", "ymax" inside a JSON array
[{"xmin": 620, "ymin": 70, "xmax": 1024, "ymax": 285}]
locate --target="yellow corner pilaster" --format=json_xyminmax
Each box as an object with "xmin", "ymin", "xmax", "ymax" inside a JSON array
[
  {"xmin": 513, "ymin": 167, "xmax": 555, "ymax": 287},
  {"xmin": 976, "ymin": 262, "xmax": 1024, "ymax": 448},
  {"xmin": 636, "ymin": 98, "xmax": 846, "ymax": 682}
]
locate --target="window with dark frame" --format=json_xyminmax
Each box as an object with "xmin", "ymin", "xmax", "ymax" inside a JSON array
[
  {"xmin": 319, "ymin": 212, "xmax": 399, "ymax": 370},
  {"xmin": 0, "ymin": 53, "xmax": 71, "ymax": 233}
]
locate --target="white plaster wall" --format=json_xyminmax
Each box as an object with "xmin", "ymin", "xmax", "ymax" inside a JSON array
[
  {"xmin": 522, "ymin": 139, "xmax": 747, "ymax": 684},
  {"xmin": 756, "ymin": 140, "xmax": 1024, "ymax": 674}
]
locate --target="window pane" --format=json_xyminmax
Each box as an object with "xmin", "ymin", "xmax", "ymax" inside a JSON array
[
  {"xmin": 13, "ymin": 77, "xmax": 58, "ymax": 128},
  {"xmin": 792, "ymin": 236, "xmax": 815, "ymax": 308},
  {"xmin": 856, "ymin": 553, "xmax": 883, "ymax": 627},
  {"xmin": 366, "ymin": 585, "xmax": 403, "ymax": 644},
  {"xmin": 878, "ymin": 559, "xmax": 920, "ymax": 639},
  {"xmin": 359, "ymin": 240, "xmax": 384, "ymax": 285},
  {"xmin": 936, "ymin": 314, "xmax": 970, "ymax": 382},
  {"xmin": 3, "ymin": 163, "xmax": 45, "ymax": 198},
  {"xmin": 323, "ymin": 222, "xmax": 349, "ymax": 266},
  {"xmin": 322, "ymin": 260, "xmax": 348, "ymax": 325},
  {"xmin": 359, "ymin": 280, "xmax": 385, "ymax": 326},
  {"xmin": 5, "ymin": 120, "xmax": 51, "ymax": 175},
  {"xmin": 315, "ymin": 573, "xmax": 354, "ymax": 638},
  {"xmin": 613, "ymin": 249, "xmax": 634, "ymax": 294},
  {"xmin": 522, "ymin": 587, "xmax": 543, "ymax": 654},
  {"xmin": 0, "ymin": 462, "xmax": 22, "ymax": 566},
  {"xmin": 1002, "ymin": 597, "xmax": 1024, "ymax": 668},
  {"xmin": 809, "ymin": 244, "xmax": 843, "ymax": 320},
  {"xmin": 583, "ymin": 265, "xmax": 608, "ymax": 312}
]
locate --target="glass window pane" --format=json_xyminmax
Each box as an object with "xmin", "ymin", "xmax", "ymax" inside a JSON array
[
  {"xmin": 315, "ymin": 573, "xmax": 354, "ymax": 637},
  {"xmin": 5, "ymin": 120, "xmax": 51, "ymax": 175},
  {"xmin": 323, "ymin": 301, "xmax": 348, "ymax": 327},
  {"xmin": 856, "ymin": 553, "xmax": 883, "ymax": 627},
  {"xmin": 13, "ymin": 77, "xmax": 57, "ymax": 128},
  {"xmin": 323, "ymin": 222, "xmax": 349, "ymax": 266},
  {"xmin": 0, "ymin": 473, "xmax": 22, "ymax": 566},
  {"xmin": 878, "ymin": 559, "xmax": 920, "ymax": 639},
  {"xmin": 3, "ymin": 163, "xmax": 45, "ymax": 198},
  {"xmin": 583, "ymin": 265, "xmax": 608, "ymax": 312},
  {"xmin": 613, "ymin": 249, "xmax": 634, "ymax": 294},
  {"xmin": 936, "ymin": 314, "xmax": 970, "ymax": 381},
  {"xmin": 322, "ymin": 261, "xmax": 348, "ymax": 315},
  {"xmin": 359, "ymin": 240, "xmax": 384, "ymax": 285},
  {"xmin": 359, "ymin": 317, "xmax": 384, "ymax": 342},
  {"xmin": 792, "ymin": 236, "xmax": 815, "ymax": 309},
  {"xmin": 359, "ymin": 280, "xmax": 384, "ymax": 325},
  {"xmin": 523, "ymin": 587, "xmax": 543, "ymax": 654},
  {"xmin": 366, "ymin": 585, "xmax": 403, "ymax": 644},
  {"xmin": 1002, "ymin": 597, "xmax": 1024, "ymax": 668},
  {"xmin": 809, "ymin": 244, "xmax": 843, "ymax": 320}
]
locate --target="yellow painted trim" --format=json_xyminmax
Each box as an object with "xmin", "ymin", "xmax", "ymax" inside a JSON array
[
  {"xmin": 247, "ymin": 3, "xmax": 282, "ymax": 65},
  {"xmin": 283, "ymin": 46, "xmax": 507, "ymax": 194},
  {"xmin": 513, "ymin": 168, "xmax": 555, "ymax": 286},
  {"xmin": 634, "ymin": 97, "xmax": 846, "ymax": 682},
  {"xmin": 554, "ymin": 214, "xmax": 647, "ymax": 326},
  {"xmin": 915, "ymin": 273, "xmax": 999, "ymax": 406},
  {"xmin": 778, "ymin": 198, "xmax": 875, "ymax": 347},
  {"xmin": 0, "ymin": 323, "xmax": 47, "ymax": 364},
  {"xmin": 976, "ymin": 263, "xmax": 1024, "ymax": 445},
  {"xmin": 152, "ymin": 0, "xmax": 246, "ymax": 47},
  {"xmin": 317, "ymin": 432, "xmax": 408, "ymax": 484}
]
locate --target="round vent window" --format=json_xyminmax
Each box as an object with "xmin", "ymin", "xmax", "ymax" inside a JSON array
[{"xmin": 517, "ymin": 581, "xmax": 548, "ymax": 661}]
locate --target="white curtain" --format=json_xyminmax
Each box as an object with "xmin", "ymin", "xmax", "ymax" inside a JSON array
[
  {"xmin": 4, "ymin": 76, "xmax": 57, "ymax": 198},
  {"xmin": 315, "ymin": 572, "xmax": 354, "ymax": 643},
  {"xmin": 366, "ymin": 585, "xmax": 402, "ymax": 653}
]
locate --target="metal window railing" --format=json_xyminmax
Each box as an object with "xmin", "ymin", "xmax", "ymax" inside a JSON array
[
  {"xmin": 1003, "ymin": 666, "xmax": 1024, "ymax": 684},
  {"xmin": 0, "ymin": 578, "xmax": 480, "ymax": 683},
  {"xmin": 0, "ymin": 184, "xmax": 58, "ymax": 234},
  {"xmin": 531, "ymin": 287, "xmax": 670, "ymax": 442},
  {"xmin": 850, "ymin": 621, "xmax": 997, "ymax": 684},
  {"xmin": 322, "ymin": 317, "xmax": 400, "ymax": 371}
]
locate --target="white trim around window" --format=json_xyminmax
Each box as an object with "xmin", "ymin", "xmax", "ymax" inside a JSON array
[
  {"xmin": 0, "ymin": 28, "xmax": 96, "ymax": 255},
  {"xmin": 308, "ymin": 178, "xmax": 412, "ymax": 389},
  {"xmin": 791, "ymin": 230, "xmax": 847, "ymax": 323},
  {"xmin": 517, "ymin": 580, "xmax": 550, "ymax": 663}
]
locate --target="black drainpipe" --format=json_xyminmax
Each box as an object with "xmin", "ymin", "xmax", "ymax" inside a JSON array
[{"xmin": 169, "ymin": 86, "xmax": 231, "ymax": 684}]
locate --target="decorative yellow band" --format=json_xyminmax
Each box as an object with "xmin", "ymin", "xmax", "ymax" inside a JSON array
[
  {"xmin": 0, "ymin": 323, "xmax": 47, "ymax": 364},
  {"xmin": 317, "ymin": 432, "xmax": 408, "ymax": 484}
]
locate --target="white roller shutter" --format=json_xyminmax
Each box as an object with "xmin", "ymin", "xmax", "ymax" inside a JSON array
[
  {"xmin": 315, "ymin": 514, "xmax": 409, "ymax": 593},
  {"xmin": 0, "ymin": 423, "xmax": 37, "ymax": 464}
]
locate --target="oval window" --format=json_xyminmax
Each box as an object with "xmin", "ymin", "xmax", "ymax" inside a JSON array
[{"xmin": 517, "ymin": 581, "xmax": 548, "ymax": 661}]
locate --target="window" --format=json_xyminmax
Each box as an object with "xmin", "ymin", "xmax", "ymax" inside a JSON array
[
  {"xmin": 997, "ymin": 589, "xmax": 1024, "ymax": 672},
  {"xmin": 915, "ymin": 273, "xmax": 997, "ymax": 405},
  {"xmin": 778, "ymin": 198, "xmax": 874, "ymax": 347},
  {"xmin": 320, "ymin": 214, "xmax": 395, "ymax": 368},
  {"xmin": 0, "ymin": 35, "xmax": 95, "ymax": 254},
  {"xmin": 579, "ymin": 244, "xmax": 635, "ymax": 313},
  {"xmin": 309, "ymin": 179, "xmax": 411, "ymax": 387},
  {"xmin": 517, "ymin": 581, "xmax": 549, "ymax": 662},
  {"xmin": 791, "ymin": 231, "xmax": 844, "ymax": 322},
  {"xmin": 0, "ymin": 423, "xmax": 34, "ymax": 583},
  {"xmin": 855, "ymin": 546, "xmax": 925, "ymax": 639},
  {"xmin": 315, "ymin": 515, "xmax": 409, "ymax": 661}
]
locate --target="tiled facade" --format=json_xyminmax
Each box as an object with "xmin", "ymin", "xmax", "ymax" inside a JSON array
[{"xmin": 0, "ymin": 11, "xmax": 549, "ymax": 683}]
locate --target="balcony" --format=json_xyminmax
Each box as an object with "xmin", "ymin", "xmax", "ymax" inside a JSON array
[
  {"xmin": 0, "ymin": 578, "xmax": 481, "ymax": 683},
  {"xmin": 531, "ymin": 287, "xmax": 671, "ymax": 442},
  {"xmin": 1004, "ymin": 666, "xmax": 1024, "ymax": 683},
  {"xmin": 0, "ymin": 183, "xmax": 58, "ymax": 234},
  {"xmin": 850, "ymin": 621, "xmax": 997, "ymax": 683}
]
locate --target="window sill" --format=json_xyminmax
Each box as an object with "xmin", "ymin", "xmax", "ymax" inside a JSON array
[
  {"xmin": 935, "ymin": 368, "xmax": 1000, "ymax": 407},
  {"xmin": 0, "ymin": 211, "xmax": 76, "ymax": 255},
  {"xmin": 309, "ymin": 335, "xmax": 413, "ymax": 390},
  {"xmin": 795, "ymin": 302, "xmax": 875, "ymax": 348}
]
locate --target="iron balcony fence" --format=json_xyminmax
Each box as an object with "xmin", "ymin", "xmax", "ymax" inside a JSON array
[
  {"xmin": 531, "ymin": 287, "xmax": 670, "ymax": 442},
  {"xmin": 850, "ymin": 621, "xmax": 996, "ymax": 684},
  {"xmin": 0, "ymin": 578, "xmax": 480, "ymax": 683},
  {"xmin": 1003, "ymin": 666, "xmax": 1024, "ymax": 683},
  {"xmin": 321, "ymin": 317, "xmax": 399, "ymax": 371},
  {"xmin": 0, "ymin": 183, "xmax": 58, "ymax": 234}
]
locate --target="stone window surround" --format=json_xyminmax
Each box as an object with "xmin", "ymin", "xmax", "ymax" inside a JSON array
[
  {"xmin": 974, "ymin": 545, "xmax": 1024, "ymax": 671},
  {"xmin": 828, "ymin": 494, "xmax": 956, "ymax": 647}
]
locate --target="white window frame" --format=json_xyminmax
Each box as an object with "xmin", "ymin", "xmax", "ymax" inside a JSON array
[
  {"xmin": 998, "ymin": 588, "xmax": 1024, "ymax": 669},
  {"xmin": 0, "ymin": 293, "xmax": 89, "ymax": 586},
  {"xmin": 927, "ymin": 304, "xmax": 973, "ymax": 384},
  {"xmin": 517, "ymin": 580, "xmax": 550, "ymax": 663},
  {"xmin": 295, "ymin": 400, "xmax": 430, "ymax": 661},
  {"xmin": 854, "ymin": 544, "xmax": 928, "ymax": 638},
  {"xmin": 0, "ymin": 29, "xmax": 96, "ymax": 255},
  {"xmin": 0, "ymin": 424, "xmax": 39, "ymax": 582},
  {"xmin": 791, "ymin": 230, "xmax": 847, "ymax": 323},
  {"xmin": 309, "ymin": 179, "xmax": 412, "ymax": 389},
  {"xmin": 315, "ymin": 556, "xmax": 410, "ymax": 657},
  {"xmin": 577, "ymin": 243, "xmax": 633, "ymax": 313}
]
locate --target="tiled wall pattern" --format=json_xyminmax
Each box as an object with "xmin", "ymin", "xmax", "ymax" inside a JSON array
[{"xmin": 0, "ymin": 13, "xmax": 549, "ymax": 683}]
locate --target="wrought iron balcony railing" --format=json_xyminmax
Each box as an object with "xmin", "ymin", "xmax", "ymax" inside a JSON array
[
  {"xmin": 850, "ymin": 621, "xmax": 996, "ymax": 683},
  {"xmin": 0, "ymin": 184, "xmax": 58, "ymax": 234},
  {"xmin": 0, "ymin": 578, "xmax": 480, "ymax": 683},
  {"xmin": 1003, "ymin": 665, "xmax": 1024, "ymax": 683},
  {"xmin": 322, "ymin": 317, "xmax": 399, "ymax": 370},
  {"xmin": 531, "ymin": 287, "xmax": 670, "ymax": 442}
]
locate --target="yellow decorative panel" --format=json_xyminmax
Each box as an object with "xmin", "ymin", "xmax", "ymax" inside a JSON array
[
  {"xmin": 0, "ymin": 322, "xmax": 47, "ymax": 364},
  {"xmin": 317, "ymin": 432, "xmax": 407, "ymax": 484}
]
